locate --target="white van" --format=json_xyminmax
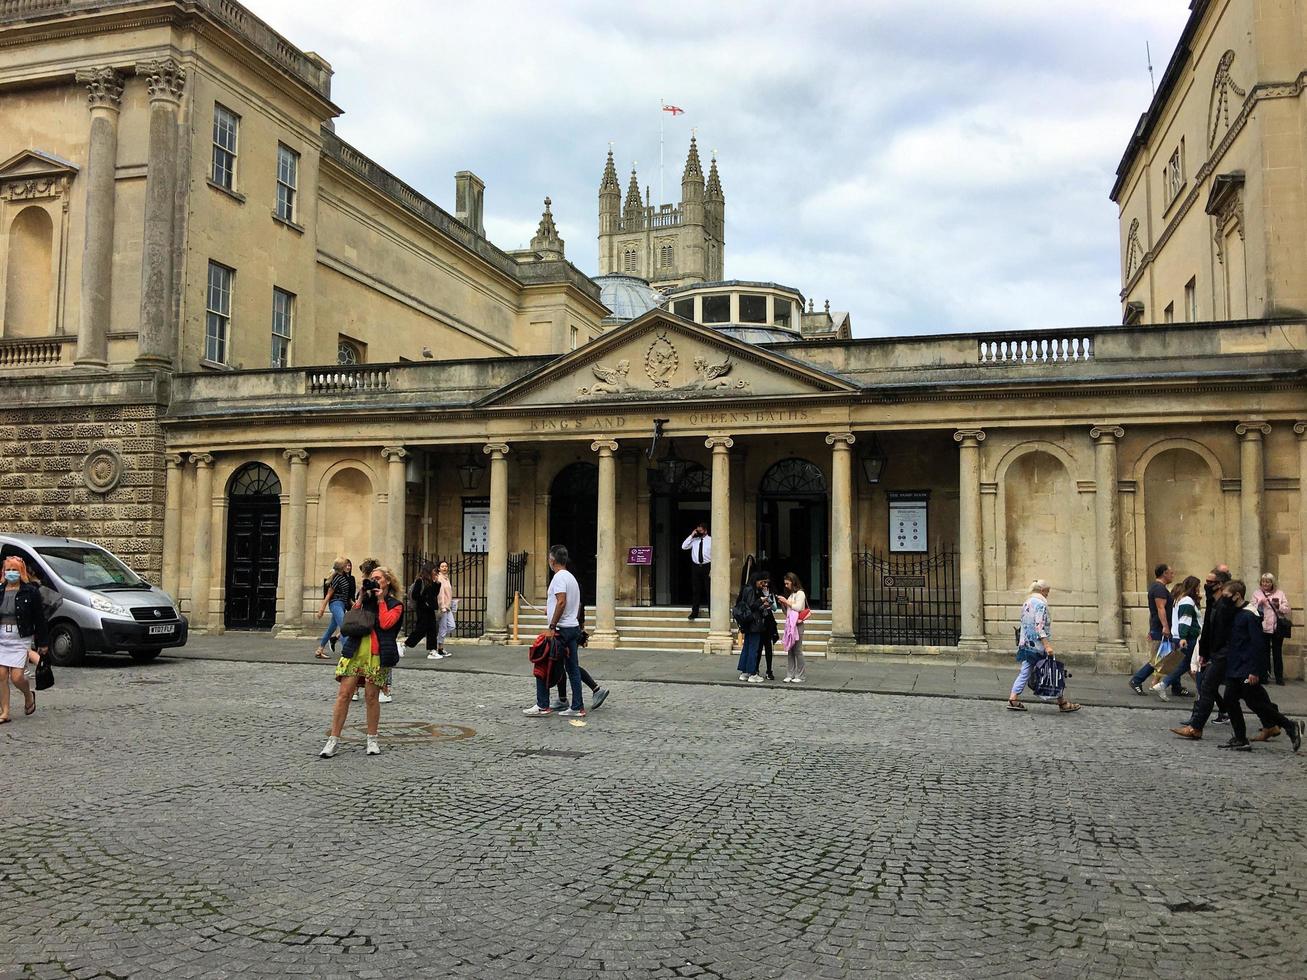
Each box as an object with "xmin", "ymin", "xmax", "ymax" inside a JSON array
[{"xmin": 0, "ymin": 533, "xmax": 188, "ymax": 666}]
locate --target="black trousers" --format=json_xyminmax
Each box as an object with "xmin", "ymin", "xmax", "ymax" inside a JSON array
[
  {"xmin": 1269, "ymin": 633, "xmax": 1286, "ymax": 683},
  {"xmin": 1189, "ymin": 656, "xmax": 1227, "ymax": 730},
  {"xmin": 690, "ymin": 562, "xmax": 710, "ymax": 615},
  {"xmin": 404, "ymin": 608, "xmax": 436, "ymax": 649},
  {"xmin": 558, "ymin": 666, "xmax": 598, "ymax": 700},
  {"xmin": 1224, "ymin": 677, "xmax": 1293, "ymax": 742}
]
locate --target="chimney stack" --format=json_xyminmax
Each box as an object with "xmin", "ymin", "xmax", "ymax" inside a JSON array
[{"xmin": 454, "ymin": 171, "xmax": 485, "ymax": 236}]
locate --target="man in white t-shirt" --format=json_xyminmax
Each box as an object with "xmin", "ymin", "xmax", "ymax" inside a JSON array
[{"xmin": 523, "ymin": 545, "xmax": 586, "ymax": 717}]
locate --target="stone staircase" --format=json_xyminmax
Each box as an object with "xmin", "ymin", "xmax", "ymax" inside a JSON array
[{"xmin": 516, "ymin": 605, "xmax": 832, "ymax": 658}]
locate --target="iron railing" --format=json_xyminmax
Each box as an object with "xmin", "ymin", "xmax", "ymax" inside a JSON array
[
  {"xmin": 856, "ymin": 547, "xmax": 960, "ymax": 646},
  {"xmin": 402, "ymin": 550, "xmax": 527, "ymax": 638}
]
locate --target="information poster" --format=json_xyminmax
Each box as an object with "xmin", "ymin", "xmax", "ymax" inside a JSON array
[
  {"xmin": 462, "ymin": 497, "xmax": 489, "ymax": 554},
  {"xmin": 888, "ymin": 491, "xmax": 928, "ymax": 553}
]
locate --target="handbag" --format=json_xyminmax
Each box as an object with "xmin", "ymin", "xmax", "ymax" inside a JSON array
[
  {"xmin": 797, "ymin": 607, "xmax": 812, "ymax": 623},
  {"xmin": 34, "ymin": 654, "xmax": 54, "ymax": 691},
  {"xmin": 1275, "ymin": 608, "xmax": 1293, "ymax": 639},
  {"xmin": 340, "ymin": 603, "xmax": 376, "ymax": 638}
]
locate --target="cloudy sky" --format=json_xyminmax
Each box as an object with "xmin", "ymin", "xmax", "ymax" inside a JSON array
[{"xmin": 253, "ymin": 0, "xmax": 1190, "ymax": 337}]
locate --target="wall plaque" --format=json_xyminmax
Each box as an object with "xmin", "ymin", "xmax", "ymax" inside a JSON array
[{"xmin": 888, "ymin": 491, "xmax": 928, "ymax": 554}]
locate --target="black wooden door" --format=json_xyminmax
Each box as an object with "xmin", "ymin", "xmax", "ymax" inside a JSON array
[{"xmin": 225, "ymin": 500, "xmax": 280, "ymax": 630}]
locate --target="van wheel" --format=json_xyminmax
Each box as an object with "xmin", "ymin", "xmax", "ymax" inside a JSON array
[
  {"xmin": 128, "ymin": 650, "xmax": 161, "ymax": 663},
  {"xmin": 49, "ymin": 622, "xmax": 85, "ymax": 667}
]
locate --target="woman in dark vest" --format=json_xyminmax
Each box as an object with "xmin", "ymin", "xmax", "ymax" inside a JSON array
[{"xmin": 0, "ymin": 555, "xmax": 47, "ymax": 723}]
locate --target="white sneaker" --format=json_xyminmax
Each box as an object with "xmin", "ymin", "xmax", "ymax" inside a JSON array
[
  {"xmin": 442, "ymin": 649, "xmax": 453, "ymax": 658},
  {"xmin": 782, "ymin": 676, "xmax": 793, "ymax": 683},
  {"xmin": 747, "ymin": 674, "xmax": 765, "ymax": 684},
  {"xmin": 426, "ymin": 651, "xmax": 445, "ymax": 660},
  {"xmin": 366, "ymin": 736, "xmax": 381, "ymax": 756},
  {"xmin": 351, "ymin": 691, "xmax": 359, "ymax": 702},
  {"xmin": 791, "ymin": 677, "xmax": 804, "ymax": 684},
  {"xmin": 1151, "ymin": 682, "xmax": 1170, "ymax": 701},
  {"xmin": 397, "ymin": 649, "xmax": 405, "ymax": 658},
  {"xmin": 522, "ymin": 705, "xmax": 553, "ymax": 717},
  {"xmin": 319, "ymin": 736, "xmax": 339, "ymax": 759},
  {"xmin": 379, "ymin": 692, "xmax": 393, "ymax": 704},
  {"xmin": 738, "ymin": 672, "xmax": 750, "ymax": 681}
]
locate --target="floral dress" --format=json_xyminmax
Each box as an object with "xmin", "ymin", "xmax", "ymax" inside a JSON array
[
  {"xmin": 334, "ymin": 596, "xmax": 404, "ymax": 687},
  {"xmin": 1017, "ymin": 593, "xmax": 1051, "ymax": 663}
]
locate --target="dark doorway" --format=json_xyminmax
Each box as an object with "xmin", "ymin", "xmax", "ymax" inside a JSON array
[
  {"xmin": 651, "ymin": 463, "xmax": 711, "ymax": 606},
  {"xmin": 757, "ymin": 458, "xmax": 829, "ymax": 608},
  {"xmin": 548, "ymin": 462, "xmax": 598, "ymax": 605},
  {"xmin": 225, "ymin": 463, "xmax": 281, "ymax": 630}
]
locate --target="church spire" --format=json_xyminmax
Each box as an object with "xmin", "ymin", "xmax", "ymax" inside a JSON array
[
  {"xmin": 682, "ymin": 134, "xmax": 704, "ymax": 183},
  {"xmin": 706, "ymin": 153, "xmax": 722, "ymax": 199},
  {"xmin": 599, "ymin": 147, "xmax": 619, "ymax": 191},
  {"xmin": 623, "ymin": 165, "xmax": 643, "ymax": 218},
  {"xmin": 530, "ymin": 196, "xmax": 564, "ymax": 260}
]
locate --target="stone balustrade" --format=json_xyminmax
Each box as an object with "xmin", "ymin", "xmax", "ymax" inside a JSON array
[
  {"xmin": 977, "ymin": 335, "xmax": 1094, "ymax": 364},
  {"xmin": 306, "ymin": 366, "xmax": 389, "ymax": 393},
  {"xmin": 0, "ymin": 338, "xmax": 63, "ymax": 368}
]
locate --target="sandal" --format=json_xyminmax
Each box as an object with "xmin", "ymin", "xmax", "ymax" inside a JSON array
[
  {"xmin": 24, "ymin": 691, "xmax": 35, "ymax": 716},
  {"xmin": 0, "ymin": 716, "xmax": 11, "ymax": 725},
  {"xmin": 314, "ymin": 647, "xmax": 329, "ymax": 660},
  {"xmin": 1007, "ymin": 699, "xmax": 1027, "ymax": 711},
  {"xmin": 1057, "ymin": 701, "xmax": 1081, "ymax": 713}
]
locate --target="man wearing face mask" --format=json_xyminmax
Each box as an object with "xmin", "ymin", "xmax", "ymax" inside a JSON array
[{"xmin": 0, "ymin": 556, "xmax": 48, "ymax": 723}]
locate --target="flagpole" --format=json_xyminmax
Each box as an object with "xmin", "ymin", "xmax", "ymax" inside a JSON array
[{"xmin": 659, "ymin": 98, "xmax": 664, "ymax": 206}]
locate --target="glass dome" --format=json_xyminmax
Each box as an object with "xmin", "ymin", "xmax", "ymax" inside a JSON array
[{"xmin": 595, "ymin": 274, "xmax": 665, "ymax": 324}]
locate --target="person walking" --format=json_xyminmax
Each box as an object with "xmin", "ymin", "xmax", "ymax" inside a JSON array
[
  {"xmin": 1252, "ymin": 572, "xmax": 1291, "ymax": 685},
  {"xmin": 1172, "ymin": 575, "xmax": 1238, "ymax": 740},
  {"xmin": 1214, "ymin": 580, "xmax": 1302, "ymax": 752},
  {"xmin": 404, "ymin": 561, "xmax": 437, "ymax": 652},
  {"xmin": 1129, "ymin": 563, "xmax": 1179, "ymax": 695},
  {"xmin": 523, "ymin": 545, "xmax": 586, "ymax": 717},
  {"xmin": 319, "ymin": 564, "xmax": 405, "ymax": 758},
  {"xmin": 777, "ymin": 572, "xmax": 807, "ymax": 683},
  {"xmin": 1007, "ymin": 580, "xmax": 1080, "ymax": 712},
  {"xmin": 1150, "ymin": 576, "xmax": 1202, "ymax": 700},
  {"xmin": 734, "ymin": 570, "xmax": 770, "ymax": 684},
  {"xmin": 430, "ymin": 559, "xmax": 455, "ymax": 659},
  {"xmin": 682, "ymin": 522, "xmax": 712, "ymax": 620},
  {"xmin": 0, "ymin": 556, "xmax": 46, "ymax": 724},
  {"xmin": 315, "ymin": 557, "xmax": 353, "ymax": 660}
]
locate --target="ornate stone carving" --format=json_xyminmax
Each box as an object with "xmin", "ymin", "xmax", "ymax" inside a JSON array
[
  {"xmin": 190, "ymin": 452, "xmax": 214, "ymax": 468},
  {"xmin": 1208, "ymin": 50, "xmax": 1247, "ymax": 149},
  {"xmin": 693, "ymin": 354, "xmax": 749, "ymax": 391},
  {"xmin": 590, "ymin": 439, "xmax": 619, "ymax": 455},
  {"xmin": 283, "ymin": 448, "xmax": 309, "ymax": 464},
  {"xmin": 135, "ymin": 58, "xmax": 187, "ymax": 103},
  {"xmin": 1090, "ymin": 425, "xmax": 1124, "ymax": 442},
  {"xmin": 579, "ymin": 360, "xmax": 631, "ymax": 395},
  {"xmin": 75, "ymin": 67, "xmax": 125, "ymax": 109},
  {"xmin": 1294, "ymin": 422, "xmax": 1307, "ymax": 439},
  {"xmin": 825, "ymin": 432, "xmax": 857, "ymax": 447},
  {"xmin": 1236, "ymin": 421, "xmax": 1271, "ymax": 438},
  {"xmin": 482, "ymin": 443, "xmax": 510, "ymax": 458},
  {"xmin": 82, "ymin": 446, "xmax": 123, "ymax": 494},
  {"xmin": 381, "ymin": 446, "xmax": 408, "ymax": 462},
  {"xmin": 704, "ymin": 436, "xmax": 734, "ymax": 451},
  {"xmin": 644, "ymin": 329, "xmax": 679, "ymax": 388},
  {"xmin": 953, "ymin": 429, "xmax": 986, "ymax": 445},
  {"xmin": 1124, "ymin": 218, "xmax": 1143, "ymax": 280}
]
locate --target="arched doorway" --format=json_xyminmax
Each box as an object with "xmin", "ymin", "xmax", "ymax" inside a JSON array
[
  {"xmin": 651, "ymin": 463, "xmax": 711, "ymax": 606},
  {"xmin": 225, "ymin": 462, "xmax": 281, "ymax": 630},
  {"xmin": 758, "ymin": 458, "xmax": 829, "ymax": 607},
  {"xmin": 549, "ymin": 462, "xmax": 598, "ymax": 605}
]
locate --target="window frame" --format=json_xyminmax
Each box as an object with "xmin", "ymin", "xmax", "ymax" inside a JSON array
[
  {"xmin": 205, "ymin": 261, "xmax": 234, "ymax": 364},
  {"xmin": 337, "ymin": 337, "xmax": 364, "ymax": 365},
  {"xmin": 211, "ymin": 103, "xmax": 240, "ymax": 191},
  {"xmin": 271, "ymin": 286, "xmax": 294, "ymax": 368},
  {"xmin": 275, "ymin": 143, "xmax": 299, "ymax": 222},
  {"xmin": 1184, "ymin": 277, "xmax": 1198, "ymax": 322}
]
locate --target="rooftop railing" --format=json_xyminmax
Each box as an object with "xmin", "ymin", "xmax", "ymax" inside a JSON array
[{"xmin": 977, "ymin": 335, "xmax": 1093, "ymax": 364}]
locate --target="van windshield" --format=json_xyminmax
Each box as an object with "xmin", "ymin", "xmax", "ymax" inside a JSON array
[{"xmin": 37, "ymin": 545, "xmax": 144, "ymax": 590}]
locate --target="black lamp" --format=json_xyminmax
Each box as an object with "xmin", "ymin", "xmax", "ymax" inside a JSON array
[
  {"xmin": 861, "ymin": 435, "xmax": 888, "ymax": 485},
  {"xmin": 457, "ymin": 449, "xmax": 485, "ymax": 491},
  {"xmin": 659, "ymin": 438, "xmax": 689, "ymax": 488}
]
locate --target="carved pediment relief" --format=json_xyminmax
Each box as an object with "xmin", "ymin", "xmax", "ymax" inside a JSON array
[
  {"xmin": 1208, "ymin": 50, "xmax": 1247, "ymax": 150},
  {"xmin": 482, "ymin": 311, "xmax": 856, "ymax": 408},
  {"xmin": 0, "ymin": 149, "xmax": 78, "ymax": 202}
]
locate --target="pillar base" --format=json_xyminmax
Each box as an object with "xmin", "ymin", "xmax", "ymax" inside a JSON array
[
  {"xmin": 587, "ymin": 629, "xmax": 619, "ymax": 650},
  {"xmin": 1093, "ymin": 640, "xmax": 1134, "ymax": 673},
  {"xmin": 827, "ymin": 634, "xmax": 858, "ymax": 659},
  {"xmin": 956, "ymin": 637, "xmax": 990, "ymax": 658},
  {"xmin": 704, "ymin": 631, "xmax": 734, "ymax": 656},
  {"xmin": 480, "ymin": 630, "xmax": 509, "ymax": 644},
  {"xmin": 134, "ymin": 353, "xmax": 172, "ymax": 369},
  {"xmin": 272, "ymin": 624, "xmax": 307, "ymax": 638},
  {"xmin": 73, "ymin": 357, "xmax": 109, "ymax": 370}
]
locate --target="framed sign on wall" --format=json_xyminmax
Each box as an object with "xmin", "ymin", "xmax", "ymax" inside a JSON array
[
  {"xmin": 462, "ymin": 497, "xmax": 490, "ymax": 554},
  {"xmin": 888, "ymin": 491, "xmax": 929, "ymax": 553}
]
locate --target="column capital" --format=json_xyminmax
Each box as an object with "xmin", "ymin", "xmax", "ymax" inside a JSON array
[
  {"xmin": 75, "ymin": 66, "xmax": 125, "ymax": 110},
  {"xmin": 135, "ymin": 58, "xmax": 186, "ymax": 104},
  {"xmin": 164, "ymin": 452, "xmax": 185, "ymax": 468},
  {"xmin": 825, "ymin": 431, "xmax": 856, "ymax": 448},
  {"xmin": 953, "ymin": 428, "xmax": 986, "ymax": 445},
  {"xmin": 704, "ymin": 436, "xmax": 734, "ymax": 451},
  {"xmin": 1236, "ymin": 421, "xmax": 1271, "ymax": 438},
  {"xmin": 283, "ymin": 448, "xmax": 310, "ymax": 465},
  {"xmin": 590, "ymin": 439, "xmax": 619, "ymax": 455},
  {"xmin": 1295, "ymin": 421, "xmax": 1307, "ymax": 438},
  {"xmin": 190, "ymin": 452, "xmax": 214, "ymax": 468},
  {"xmin": 483, "ymin": 442, "xmax": 510, "ymax": 459},
  {"xmin": 1090, "ymin": 425, "xmax": 1124, "ymax": 442},
  {"xmin": 381, "ymin": 446, "xmax": 408, "ymax": 463}
]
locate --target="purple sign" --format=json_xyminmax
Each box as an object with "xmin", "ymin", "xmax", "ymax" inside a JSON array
[{"xmin": 627, "ymin": 547, "xmax": 653, "ymax": 566}]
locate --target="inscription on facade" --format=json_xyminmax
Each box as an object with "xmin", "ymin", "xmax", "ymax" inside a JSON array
[
  {"xmin": 687, "ymin": 409, "xmax": 811, "ymax": 425},
  {"xmin": 527, "ymin": 415, "xmax": 628, "ymax": 432}
]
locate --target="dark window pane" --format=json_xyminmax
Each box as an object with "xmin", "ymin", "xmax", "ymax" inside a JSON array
[
  {"xmin": 702, "ymin": 294, "xmax": 730, "ymax": 323},
  {"xmin": 673, "ymin": 299, "xmax": 694, "ymax": 320},
  {"xmin": 739, "ymin": 294, "xmax": 766, "ymax": 323}
]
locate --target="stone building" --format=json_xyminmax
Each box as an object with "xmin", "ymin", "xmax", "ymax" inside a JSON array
[
  {"xmin": 1113, "ymin": 0, "xmax": 1307, "ymax": 324},
  {"xmin": 2, "ymin": 0, "xmax": 1306, "ymax": 678}
]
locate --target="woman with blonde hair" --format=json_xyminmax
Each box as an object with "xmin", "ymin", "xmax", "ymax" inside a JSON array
[
  {"xmin": 320, "ymin": 564, "xmax": 405, "ymax": 758},
  {"xmin": 1007, "ymin": 579, "xmax": 1080, "ymax": 712},
  {"xmin": 314, "ymin": 556, "xmax": 353, "ymax": 659},
  {"xmin": 0, "ymin": 556, "xmax": 47, "ymax": 723},
  {"xmin": 1252, "ymin": 572, "xmax": 1292, "ymax": 685}
]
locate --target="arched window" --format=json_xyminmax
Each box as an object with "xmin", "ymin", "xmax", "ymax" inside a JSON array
[
  {"xmin": 337, "ymin": 340, "xmax": 361, "ymax": 364},
  {"xmin": 760, "ymin": 458, "xmax": 827, "ymax": 496},
  {"xmin": 676, "ymin": 464, "xmax": 711, "ymax": 495},
  {"xmin": 4, "ymin": 206, "xmax": 54, "ymax": 338},
  {"xmin": 659, "ymin": 244, "xmax": 674, "ymax": 268},
  {"xmin": 228, "ymin": 462, "xmax": 282, "ymax": 497}
]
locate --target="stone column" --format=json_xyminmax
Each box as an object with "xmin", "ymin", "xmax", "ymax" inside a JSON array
[
  {"xmin": 1295, "ymin": 422, "xmax": 1307, "ymax": 677},
  {"xmin": 281, "ymin": 449, "xmax": 310, "ymax": 631},
  {"xmin": 189, "ymin": 453, "xmax": 214, "ymax": 629},
  {"xmin": 1091, "ymin": 426, "xmax": 1127, "ymax": 657},
  {"xmin": 483, "ymin": 443, "xmax": 510, "ymax": 641},
  {"xmin": 73, "ymin": 67, "xmax": 124, "ymax": 368},
  {"xmin": 590, "ymin": 439, "xmax": 620, "ymax": 648},
  {"xmin": 161, "ymin": 452, "xmax": 184, "ymax": 598},
  {"xmin": 133, "ymin": 58, "xmax": 186, "ymax": 368},
  {"xmin": 382, "ymin": 447, "xmax": 408, "ymax": 566},
  {"xmin": 826, "ymin": 432, "xmax": 857, "ymax": 650},
  {"xmin": 953, "ymin": 429, "xmax": 988, "ymax": 653},
  {"xmin": 705, "ymin": 436, "xmax": 734, "ymax": 655},
  {"xmin": 1237, "ymin": 422, "xmax": 1270, "ymax": 580}
]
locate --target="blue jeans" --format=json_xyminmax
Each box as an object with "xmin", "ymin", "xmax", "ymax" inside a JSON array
[
  {"xmin": 535, "ymin": 626, "xmax": 583, "ymax": 710},
  {"xmin": 736, "ymin": 633, "xmax": 762, "ymax": 675},
  {"xmin": 318, "ymin": 600, "xmax": 345, "ymax": 647}
]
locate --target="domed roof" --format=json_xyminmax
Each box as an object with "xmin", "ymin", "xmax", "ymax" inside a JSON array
[{"xmin": 595, "ymin": 274, "xmax": 665, "ymax": 323}]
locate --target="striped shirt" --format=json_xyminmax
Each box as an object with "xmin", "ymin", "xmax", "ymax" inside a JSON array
[{"xmin": 326, "ymin": 572, "xmax": 353, "ymax": 604}]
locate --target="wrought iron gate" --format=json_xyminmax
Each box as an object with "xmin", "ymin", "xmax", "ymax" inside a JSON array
[
  {"xmin": 856, "ymin": 547, "xmax": 960, "ymax": 646},
  {"xmin": 402, "ymin": 551, "xmax": 528, "ymax": 638}
]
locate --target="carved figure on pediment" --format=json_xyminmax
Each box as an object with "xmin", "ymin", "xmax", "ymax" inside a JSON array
[
  {"xmin": 693, "ymin": 354, "xmax": 749, "ymax": 391},
  {"xmin": 645, "ymin": 330, "xmax": 679, "ymax": 388},
  {"xmin": 579, "ymin": 359, "xmax": 631, "ymax": 395}
]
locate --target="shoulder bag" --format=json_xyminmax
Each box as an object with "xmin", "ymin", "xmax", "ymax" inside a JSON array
[
  {"xmin": 340, "ymin": 600, "xmax": 376, "ymax": 638},
  {"xmin": 34, "ymin": 653, "xmax": 54, "ymax": 691}
]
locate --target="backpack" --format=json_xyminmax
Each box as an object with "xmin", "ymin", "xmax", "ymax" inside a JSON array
[
  {"xmin": 322, "ymin": 576, "xmax": 330, "ymax": 598},
  {"xmin": 1029, "ymin": 654, "xmax": 1069, "ymax": 700}
]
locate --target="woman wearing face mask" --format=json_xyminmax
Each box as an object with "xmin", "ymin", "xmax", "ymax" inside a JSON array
[
  {"xmin": 0, "ymin": 556, "xmax": 48, "ymax": 723},
  {"xmin": 430, "ymin": 559, "xmax": 455, "ymax": 660}
]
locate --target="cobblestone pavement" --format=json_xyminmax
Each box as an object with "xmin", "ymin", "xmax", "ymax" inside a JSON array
[{"xmin": 3, "ymin": 658, "xmax": 1305, "ymax": 979}]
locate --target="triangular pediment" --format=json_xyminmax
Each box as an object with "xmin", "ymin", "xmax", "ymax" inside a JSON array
[
  {"xmin": 481, "ymin": 310, "xmax": 858, "ymax": 408},
  {"xmin": 0, "ymin": 149, "xmax": 79, "ymax": 182}
]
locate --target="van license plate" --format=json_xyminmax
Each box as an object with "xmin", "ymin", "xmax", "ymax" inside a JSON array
[{"xmin": 148, "ymin": 624, "xmax": 174, "ymax": 635}]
